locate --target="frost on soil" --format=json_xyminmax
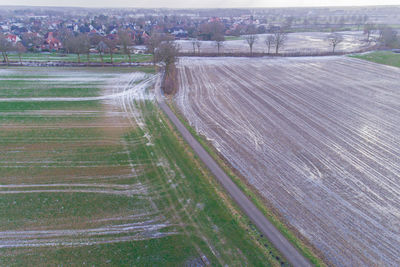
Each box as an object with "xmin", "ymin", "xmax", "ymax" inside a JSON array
[{"xmin": 176, "ymin": 56, "xmax": 400, "ymax": 266}]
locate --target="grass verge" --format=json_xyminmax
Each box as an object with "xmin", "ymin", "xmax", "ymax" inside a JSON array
[{"xmin": 350, "ymin": 51, "xmax": 400, "ymax": 68}]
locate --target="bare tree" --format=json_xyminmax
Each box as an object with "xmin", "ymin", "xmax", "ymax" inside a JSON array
[
  {"xmin": 199, "ymin": 21, "xmax": 225, "ymax": 41},
  {"xmin": 103, "ymin": 38, "xmax": 117, "ymax": 64},
  {"xmin": 273, "ymin": 28, "xmax": 288, "ymax": 54},
  {"xmin": 244, "ymin": 34, "xmax": 258, "ymax": 55},
  {"xmin": 327, "ymin": 33, "xmax": 343, "ymax": 53},
  {"xmin": 147, "ymin": 32, "xmax": 168, "ymax": 65},
  {"xmin": 97, "ymin": 40, "xmax": 108, "ymax": 66},
  {"xmin": 64, "ymin": 34, "xmax": 89, "ymax": 63},
  {"xmin": 64, "ymin": 35, "xmax": 77, "ymax": 58},
  {"xmin": 90, "ymin": 34, "xmax": 105, "ymax": 65},
  {"xmin": 363, "ymin": 23, "xmax": 375, "ymax": 43},
  {"xmin": 78, "ymin": 34, "xmax": 91, "ymax": 65},
  {"xmin": 191, "ymin": 38, "xmax": 197, "ymax": 54},
  {"xmin": 155, "ymin": 41, "xmax": 180, "ymax": 69},
  {"xmin": 214, "ymin": 33, "xmax": 224, "ymax": 55},
  {"xmin": 265, "ymin": 35, "xmax": 275, "ymax": 54},
  {"xmin": 57, "ymin": 28, "xmax": 73, "ymax": 46},
  {"xmin": 118, "ymin": 29, "xmax": 133, "ymax": 64},
  {"xmin": 0, "ymin": 34, "xmax": 12, "ymax": 65},
  {"xmin": 196, "ymin": 39, "xmax": 202, "ymax": 54},
  {"xmin": 73, "ymin": 38, "xmax": 82, "ymax": 63},
  {"xmin": 378, "ymin": 26, "xmax": 398, "ymax": 48},
  {"xmin": 155, "ymin": 41, "xmax": 180, "ymax": 94},
  {"xmin": 15, "ymin": 42, "xmax": 26, "ymax": 65}
]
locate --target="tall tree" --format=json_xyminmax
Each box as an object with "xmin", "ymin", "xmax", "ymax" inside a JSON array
[
  {"xmin": 363, "ymin": 23, "xmax": 375, "ymax": 43},
  {"xmin": 0, "ymin": 34, "xmax": 12, "ymax": 65},
  {"xmin": 155, "ymin": 41, "xmax": 180, "ymax": 94},
  {"xmin": 63, "ymin": 35, "xmax": 76, "ymax": 56},
  {"xmin": 78, "ymin": 34, "xmax": 91, "ymax": 65},
  {"xmin": 265, "ymin": 35, "xmax": 275, "ymax": 54},
  {"xmin": 155, "ymin": 40, "xmax": 180, "ymax": 71},
  {"xmin": 244, "ymin": 26, "xmax": 258, "ymax": 56},
  {"xmin": 214, "ymin": 33, "xmax": 224, "ymax": 55},
  {"xmin": 191, "ymin": 38, "xmax": 197, "ymax": 54},
  {"xmin": 118, "ymin": 29, "xmax": 133, "ymax": 64},
  {"xmin": 196, "ymin": 39, "xmax": 202, "ymax": 54},
  {"xmin": 103, "ymin": 38, "xmax": 117, "ymax": 64},
  {"xmin": 327, "ymin": 33, "xmax": 343, "ymax": 53},
  {"xmin": 146, "ymin": 32, "xmax": 171, "ymax": 65},
  {"xmin": 15, "ymin": 42, "xmax": 27, "ymax": 65},
  {"xmin": 378, "ymin": 26, "xmax": 398, "ymax": 48},
  {"xmin": 97, "ymin": 40, "xmax": 108, "ymax": 66},
  {"xmin": 21, "ymin": 32, "xmax": 43, "ymax": 52},
  {"xmin": 273, "ymin": 28, "xmax": 288, "ymax": 54},
  {"xmin": 199, "ymin": 21, "xmax": 225, "ymax": 41}
]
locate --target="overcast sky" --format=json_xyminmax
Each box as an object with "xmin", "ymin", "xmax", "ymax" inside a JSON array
[{"xmin": 0, "ymin": 0, "xmax": 398, "ymax": 8}]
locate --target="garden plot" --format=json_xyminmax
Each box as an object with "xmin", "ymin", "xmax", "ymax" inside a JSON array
[
  {"xmin": 176, "ymin": 56, "xmax": 400, "ymax": 266},
  {"xmin": 177, "ymin": 31, "xmax": 374, "ymax": 54},
  {"xmin": 0, "ymin": 67, "xmax": 282, "ymax": 266}
]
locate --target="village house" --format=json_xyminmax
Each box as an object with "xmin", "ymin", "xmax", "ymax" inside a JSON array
[{"xmin": 42, "ymin": 32, "xmax": 62, "ymax": 51}]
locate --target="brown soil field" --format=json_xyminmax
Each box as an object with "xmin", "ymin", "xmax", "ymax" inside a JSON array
[{"xmin": 175, "ymin": 56, "xmax": 400, "ymax": 266}]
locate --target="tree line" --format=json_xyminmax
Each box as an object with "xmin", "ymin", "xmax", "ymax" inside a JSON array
[{"xmin": 0, "ymin": 29, "xmax": 139, "ymax": 65}]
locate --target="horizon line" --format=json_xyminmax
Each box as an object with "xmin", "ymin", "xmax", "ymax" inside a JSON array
[{"xmin": 0, "ymin": 4, "xmax": 399, "ymax": 10}]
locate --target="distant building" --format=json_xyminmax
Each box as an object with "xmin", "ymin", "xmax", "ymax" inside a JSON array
[
  {"xmin": 5, "ymin": 33, "xmax": 21, "ymax": 43},
  {"xmin": 42, "ymin": 32, "xmax": 62, "ymax": 51},
  {"xmin": 168, "ymin": 27, "xmax": 188, "ymax": 39}
]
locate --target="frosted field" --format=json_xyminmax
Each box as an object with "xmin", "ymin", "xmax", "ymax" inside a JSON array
[
  {"xmin": 176, "ymin": 56, "xmax": 400, "ymax": 266},
  {"xmin": 177, "ymin": 31, "xmax": 374, "ymax": 54},
  {"xmin": 0, "ymin": 67, "xmax": 282, "ymax": 266},
  {"xmin": 0, "ymin": 68, "xmax": 170, "ymax": 249}
]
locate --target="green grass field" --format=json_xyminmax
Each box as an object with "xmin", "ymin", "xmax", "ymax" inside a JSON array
[
  {"xmin": 350, "ymin": 51, "xmax": 400, "ymax": 68},
  {"xmin": 5, "ymin": 52, "xmax": 153, "ymax": 63},
  {"xmin": 224, "ymin": 36, "xmax": 243, "ymax": 41},
  {"xmin": 0, "ymin": 67, "xmax": 286, "ymax": 266}
]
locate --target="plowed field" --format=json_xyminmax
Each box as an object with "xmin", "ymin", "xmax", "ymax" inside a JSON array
[{"xmin": 176, "ymin": 56, "xmax": 400, "ymax": 266}]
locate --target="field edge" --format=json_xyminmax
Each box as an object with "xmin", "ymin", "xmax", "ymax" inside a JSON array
[{"xmin": 150, "ymin": 101, "xmax": 287, "ymax": 266}]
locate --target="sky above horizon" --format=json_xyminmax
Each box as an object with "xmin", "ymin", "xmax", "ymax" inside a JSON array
[{"xmin": 0, "ymin": 0, "xmax": 398, "ymax": 8}]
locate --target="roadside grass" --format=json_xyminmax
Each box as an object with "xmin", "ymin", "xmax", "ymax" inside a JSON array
[
  {"xmin": 131, "ymin": 101, "xmax": 286, "ymax": 266},
  {"xmin": 167, "ymin": 100, "xmax": 326, "ymax": 267},
  {"xmin": 350, "ymin": 51, "xmax": 400, "ymax": 68}
]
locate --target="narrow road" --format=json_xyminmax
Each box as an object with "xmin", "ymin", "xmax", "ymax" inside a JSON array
[{"xmin": 155, "ymin": 74, "xmax": 312, "ymax": 267}]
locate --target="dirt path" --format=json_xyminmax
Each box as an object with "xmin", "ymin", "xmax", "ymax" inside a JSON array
[{"xmin": 155, "ymin": 74, "xmax": 311, "ymax": 267}]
